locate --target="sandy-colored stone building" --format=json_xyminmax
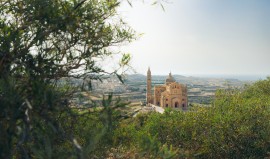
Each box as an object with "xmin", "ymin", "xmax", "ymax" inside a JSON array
[{"xmin": 146, "ymin": 68, "xmax": 188, "ymax": 110}]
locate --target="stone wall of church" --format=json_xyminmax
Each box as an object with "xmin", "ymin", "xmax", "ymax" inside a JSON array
[
  {"xmin": 154, "ymin": 86, "xmax": 166, "ymax": 106},
  {"xmin": 158, "ymin": 82, "xmax": 188, "ymax": 110}
]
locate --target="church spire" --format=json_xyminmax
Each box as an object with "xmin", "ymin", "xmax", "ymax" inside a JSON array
[{"xmin": 146, "ymin": 67, "xmax": 152, "ymax": 104}]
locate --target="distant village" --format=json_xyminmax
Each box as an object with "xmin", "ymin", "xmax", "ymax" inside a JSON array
[{"xmin": 70, "ymin": 70, "xmax": 249, "ymax": 109}]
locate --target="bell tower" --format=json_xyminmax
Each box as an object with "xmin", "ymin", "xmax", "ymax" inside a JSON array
[{"xmin": 146, "ymin": 67, "xmax": 152, "ymax": 104}]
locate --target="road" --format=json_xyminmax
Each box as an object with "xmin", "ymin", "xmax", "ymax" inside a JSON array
[{"xmin": 150, "ymin": 104, "xmax": 165, "ymax": 114}]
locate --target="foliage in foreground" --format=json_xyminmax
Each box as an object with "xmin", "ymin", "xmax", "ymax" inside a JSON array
[
  {"xmin": 1, "ymin": 0, "xmax": 269, "ymax": 157},
  {"xmin": 0, "ymin": 0, "xmax": 135, "ymax": 158}
]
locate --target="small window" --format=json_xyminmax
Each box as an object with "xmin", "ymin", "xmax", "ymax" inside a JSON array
[
  {"xmin": 182, "ymin": 104, "xmax": 185, "ymax": 107},
  {"xmin": 166, "ymin": 104, "xmax": 168, "ymax": 107},
  {"xmin": 166, "ymin": 99, "xmax": 168, "ymax": 101}
]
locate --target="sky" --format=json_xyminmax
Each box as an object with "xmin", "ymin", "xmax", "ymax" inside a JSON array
[{"xmin": 118, "ymin": 0, "xmax": 270, "ymax": 77}]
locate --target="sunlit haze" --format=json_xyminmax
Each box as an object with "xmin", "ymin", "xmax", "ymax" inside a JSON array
[{"xmin": 118, "ymin": 0, "xmax": 270, "ymax": 79}]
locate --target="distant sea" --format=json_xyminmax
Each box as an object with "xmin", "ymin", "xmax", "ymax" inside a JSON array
[{"xmin": 189, "ymin": 74, "xmax": 269, "ymax": 81}]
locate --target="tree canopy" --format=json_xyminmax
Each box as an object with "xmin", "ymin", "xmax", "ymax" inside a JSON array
[
  {"xmin": 0, "ymin": 0, "xmax": 136, "ymax": 158},
  {"xmin": 0, "ymin": 0, "xmax": 135, "ymax": 80}
]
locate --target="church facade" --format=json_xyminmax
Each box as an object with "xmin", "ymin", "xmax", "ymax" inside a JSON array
[{"xmin": 146, "ymin": 68, "xmax": 188, "ymax": 110}]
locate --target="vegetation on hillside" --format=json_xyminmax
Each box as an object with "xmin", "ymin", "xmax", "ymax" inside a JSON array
[{"xmin": 107, "ymin": 78, "xmax": 270, "ymax": 158}]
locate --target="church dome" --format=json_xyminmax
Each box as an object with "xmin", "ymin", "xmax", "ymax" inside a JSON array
[{"xmin": 165, "ymin": 72, "xmax": 175, "ymax": 84}]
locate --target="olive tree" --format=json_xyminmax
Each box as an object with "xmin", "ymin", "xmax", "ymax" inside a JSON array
[{"xmin": 0, "ymin": 0, "xmax": 137, "ymax": 158}]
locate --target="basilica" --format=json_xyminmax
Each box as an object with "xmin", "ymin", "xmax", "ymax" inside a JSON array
[{"xmin": 146, "ymin": 68, "xmax": 188, "ymax": 110}]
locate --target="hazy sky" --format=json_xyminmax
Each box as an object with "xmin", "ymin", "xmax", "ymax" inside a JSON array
[{"xmin": 118, "ymin": 0, "xmax": 270, "ymax": 76}]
